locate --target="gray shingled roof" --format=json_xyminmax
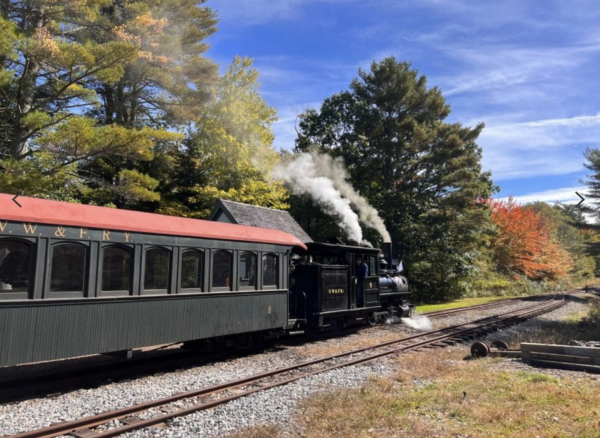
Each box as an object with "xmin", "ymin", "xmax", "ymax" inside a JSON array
[{"xmin": 212, "ymin": 199, "xmax": 313, "ymax": 243}]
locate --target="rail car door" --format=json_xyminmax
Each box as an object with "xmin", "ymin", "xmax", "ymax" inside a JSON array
[
  {"xmin": 362, "ymin": 254, "xmax": 380, "ymax": 307},
  {"xmin": 349, "ymin": 252, "xmax": 380, "ymax": 308}
]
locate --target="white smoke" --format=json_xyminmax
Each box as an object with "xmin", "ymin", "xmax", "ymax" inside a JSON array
[
  {"xmin": 313, "ymin": 153, "xmax": 392, "ymax": 243},
  {"xmin": 401, "ymin": 315, "xmax": 433, "ymax": 331},
  {"xmin": 272, "ymin": 151, "xmax": 391, "ymax": 244},
  {"xmin": 272, "ymin": 153, "xmax": 366, "ymax": 244}
]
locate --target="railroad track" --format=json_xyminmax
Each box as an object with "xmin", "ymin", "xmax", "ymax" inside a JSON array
[
  {"xmin": 422, "ymin": 297, "xmax": 520, "ymax": 317},
  {"xmin": 6, "ymin": 295, "xmax": 567, "ymax": 438},
  {"xmin": 0, "ymin": 294, "xmax": 538, "ymax": 403}
]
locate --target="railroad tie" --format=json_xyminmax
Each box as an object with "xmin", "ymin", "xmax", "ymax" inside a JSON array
[
  {"xmin": 120, "ymin": 416, "xmax": 144, "ymax": 426},
  {"xmin": 69, "ymin": 429, "xmax": 99, "ymax": 438}
]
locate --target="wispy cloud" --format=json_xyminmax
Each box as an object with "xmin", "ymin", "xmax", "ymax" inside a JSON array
[
  {"xmin": 210, "ymin": 0, "xmax": 600, "ymax": 190},
  {"xmin": 480, "ymin": 113, "xmax": 600, "ymax": 150},
  {"xmin": 498, "ymin": 186, "xmax": 586, "ymax": 204},
  {"xmin": 477, "ymin": 114, "xmax": 600, "ymax": 180},
  {"xmin": 211, "ymin": 0, "xmax": 359, "ymax": 25},
  {"xmin": 440, "ymin": 43, "xmax": 600, "ymax": 97}
]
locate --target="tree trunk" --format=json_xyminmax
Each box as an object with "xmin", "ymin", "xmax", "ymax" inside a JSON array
[{"xmin": 10, "ymin": 7, "xmax": 44, "ymax": 159}]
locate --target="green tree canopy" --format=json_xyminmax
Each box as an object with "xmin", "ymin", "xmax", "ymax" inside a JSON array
[{"xmin": 0, "ymin": 0, "xmax": 138, "ymax": 158}]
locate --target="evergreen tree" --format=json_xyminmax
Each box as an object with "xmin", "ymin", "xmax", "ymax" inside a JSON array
[
  {"xmin": 0, "ymin": 0, "xmax": 217, "ymax": 205},
  {"xmin": 579, "ymin": 147, "xmax": 600, "ymax": 269},
  {"xmin": 0, "ymin": 0, "xmax": 138, "ymax": 159},
  {"xmin": 295, "ymin": 57, "xmax": 496, "ymax": 301}
]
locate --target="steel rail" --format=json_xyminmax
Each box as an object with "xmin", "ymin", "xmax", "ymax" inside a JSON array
[
  {"xmin": 6, "ymin": 295, "xmax": 566, "ymax": 438},
  {"xmin": 423, "ymin": 290, "xmax": 577, "ymax": 317},
  {"xmin": 423, "ymin": 297, "xmax": 518, "ymax": 317}
]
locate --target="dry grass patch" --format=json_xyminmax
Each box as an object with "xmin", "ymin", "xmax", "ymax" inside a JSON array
[
  {"xmin": 227, "ymin": 425, "xmax": 282, "ymax": 438},
  {"xmin": 417, "ymin": 296, "xmax": 519, "ymax": 314},
  {"xmin": 227, "ymin": 349, "xmax": 600, "ymax": 438},
  {"xmin": 292, "ymin": 349, "xmax": 600, "ymax": 438},
  {"xmin": 229, "ymin": 299, "xmax": 600, "ymax": 438}
]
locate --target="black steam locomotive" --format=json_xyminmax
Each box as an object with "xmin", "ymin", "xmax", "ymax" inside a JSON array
[{"xmin": 289, "ymin": 242, "xmax": 414, "ymax": 332}]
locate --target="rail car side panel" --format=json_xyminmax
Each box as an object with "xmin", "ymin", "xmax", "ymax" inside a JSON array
[{"xmin": 0, "ymin": 292, "xmax": 287, "ymax": 367}]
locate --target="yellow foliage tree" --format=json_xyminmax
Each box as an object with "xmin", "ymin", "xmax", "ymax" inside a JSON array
[{"xmin": 162, "ymin": 56, "xmax": 289, "ymax": 218}]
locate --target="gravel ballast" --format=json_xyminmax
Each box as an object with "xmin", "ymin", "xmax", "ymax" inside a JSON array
[{"xmin": 0, "ymin": 295, "xmax": 584, "ymax": 437}]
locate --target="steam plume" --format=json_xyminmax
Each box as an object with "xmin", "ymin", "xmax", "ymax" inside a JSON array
[
  {"xmin": 401, "ymin": 315, "xmax": 432, "ymax": 330},
  {"xmin": 313, "ymin": 153, "xmax": 391, "ymax": 242},
  {"xmin": 272, "ymin": 153, "xmax": 366, "ymax": 244},
  {"xmin": 272, "ymin": 151, "xmax": 391, "ymax": 244}
]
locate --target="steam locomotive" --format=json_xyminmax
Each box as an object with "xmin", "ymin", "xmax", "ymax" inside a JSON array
[
  {"xmin": 289, "ymin": 241, "xmax": 414, "ymax": 332},
  {"xmin": 0, "ymin": 194, "xmax": 414, "ymax": 367}
]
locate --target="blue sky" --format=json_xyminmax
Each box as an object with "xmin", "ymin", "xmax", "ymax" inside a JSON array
[{"xmin": 207, "ymin": 0, "xmax": 600, "ymax": 204}]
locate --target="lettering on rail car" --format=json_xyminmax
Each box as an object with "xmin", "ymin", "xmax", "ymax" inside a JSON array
[
  {"xmin": 23, "ymin": 223, "xmax": 37, "ymax": 234},
  {"xmin": 0, "ymin": 221, "xmax": 134, "ymax": 242},
  {"xmin": 328, "ymin": 288, "xmax": 345, "ymax": 294}
]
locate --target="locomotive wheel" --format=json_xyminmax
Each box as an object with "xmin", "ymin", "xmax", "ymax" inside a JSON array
[
  {"xmin": 490, "ymin": 340, "xmax": 509, "ymax": 351},
  {"xmin": 470, "ymin": 341, "xmax": 490, "ymax": 358},
  {"xmin": 367, "ymin": 314, "xmax": 378, "ymax": 326}
]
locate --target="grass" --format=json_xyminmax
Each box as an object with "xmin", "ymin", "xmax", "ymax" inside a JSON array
[
  {"xmin": 229, "ymin": 298, "xmax": 600, "ymax": 438},
  {"xmin": 417, "ymin": 295, "xmax": 521, "ymax": 314},
  {"xmin": 300, "ymin": 331, "xmax": 409, "ymax": 359}
]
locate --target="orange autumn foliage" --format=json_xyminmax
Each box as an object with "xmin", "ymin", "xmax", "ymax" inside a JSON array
[{"xmin": 487, "ymin": 198, "xmax": 573, "ymax": 280}]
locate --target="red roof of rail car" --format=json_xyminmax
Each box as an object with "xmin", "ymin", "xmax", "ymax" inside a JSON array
[{"xmin": 0, "ymin": 194, "xmax": 307, "ymax": 249}]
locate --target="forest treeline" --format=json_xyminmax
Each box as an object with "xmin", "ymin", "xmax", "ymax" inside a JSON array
[{"xmin": 1, "ymin": 1, "xmax": 599, "ymax": 302}]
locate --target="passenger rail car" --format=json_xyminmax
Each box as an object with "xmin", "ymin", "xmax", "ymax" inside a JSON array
[{"xmin": 0, "ymin": 194, "xmax": 304, "ymax": 367}]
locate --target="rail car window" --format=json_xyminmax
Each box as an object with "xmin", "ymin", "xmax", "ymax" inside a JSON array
[
  {"xmin": 263, "ymin": 253, "xmax": 278, "ymax": 287},
  {"xmin": 364, "ymin": 256, "xmax": 377, "ymax": 276},
  {"xmin": 0, "ymin": 240, "xmax": 31, "ymax": 293},
  {"xmin": 181, "ymin": 250, "xmax": 202, "ymax": 290},
  {"xmin": 102, "ymin": 247, "xmax": 132, "ymax": 293},
  {"xmin": 144, "ymin": 248, "xmax": 170, "ymax": 291},
  {"xmin": 239, "ymin": 252, "xmax": 257, "ymax": 288},
  {"xmin": 312, "ymin": 251, "xmax": 347, "ymax": 265},
  {"xmin": 212, "ymin": 250, "xmax": 232, "ymax": 290},
  {"xmin": 51, "ymin": 244, "xmax": 86, "ymax": 292}
]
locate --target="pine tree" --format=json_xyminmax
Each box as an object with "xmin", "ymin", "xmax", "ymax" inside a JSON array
[
  {"xmin": 0, "ymin": 0, "xmax": 138, "ymax": 159},
  {"xmin": 295, "ymin": 57, "xmax": 496, "ymax": 301},
  {"xmin": 0, "ymin": 0, "xmax": 217, "ymax": 204}
]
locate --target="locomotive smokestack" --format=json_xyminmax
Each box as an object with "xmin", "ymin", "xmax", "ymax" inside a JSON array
[{"xmin": 382, "ymin": 242, "xmax": 393, "ymax": 268}]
